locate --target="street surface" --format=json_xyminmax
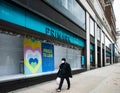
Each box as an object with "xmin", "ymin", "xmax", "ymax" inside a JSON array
[{"xmin": 11, "ymin": 63, "xmax": 120, "ymax": 93}]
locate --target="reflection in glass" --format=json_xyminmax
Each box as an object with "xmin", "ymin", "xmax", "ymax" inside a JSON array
[
  {"xmin": 44, "ymin": 0, "xmax": 86, "ymax": 29},
  {"xmin": 90, "ymin": 18, "xmax": 95, "ymax": 36}
]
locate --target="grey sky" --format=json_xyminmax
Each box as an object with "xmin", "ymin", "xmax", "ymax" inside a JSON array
[{"xmin": 113, "ymin": 0, "xmax": 120, "ymax": 30}]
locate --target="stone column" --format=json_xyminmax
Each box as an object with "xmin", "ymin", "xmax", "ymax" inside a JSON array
[
  {"xmin": 111, "ymin": 44, "xmax": 113, "ymax": 64},
  {"xmin": 100, "ymin": 31, "xmax": 103, "ymax": 67},
  {"xmin": 104, "ymin": 36, "xmax": 106, "ymax": 66},
  {"xmin": 86, "ymin": 12, "xmax": 90, "ymax": 70},
  {"xmin": 95, "ymin": 23, "xmax": 98, "ymax": 68}
]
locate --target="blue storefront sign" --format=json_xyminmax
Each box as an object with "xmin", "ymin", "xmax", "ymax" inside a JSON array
[
  {"xmin": 42, "ymin": 43, "xmax": 54, "ymax": 72},
  {"xmin": 0, "ymin": 0, "xmax": 85, "ymax": 48}
]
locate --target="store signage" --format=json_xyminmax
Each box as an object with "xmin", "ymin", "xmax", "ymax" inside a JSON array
[
  {"xmin": 0, "ymin": 0, "xmax": 85, "ymax": 47},
  {"xmin": 45, "ymin": 27, "xmax": 70, "ymax": 42}
]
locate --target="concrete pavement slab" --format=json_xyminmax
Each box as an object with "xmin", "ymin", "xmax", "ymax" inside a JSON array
[{"xmin": 10, "ymin": 63, "xmax": 120, "ymax": 93}]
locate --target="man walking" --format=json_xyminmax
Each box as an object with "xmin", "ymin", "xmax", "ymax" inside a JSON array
[{"xmin": 56, "ymin": 58, "xmax": 72, "ymax": 92}]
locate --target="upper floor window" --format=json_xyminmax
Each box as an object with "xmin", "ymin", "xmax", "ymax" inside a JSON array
[
  {"xmin": 90, "ymin": 18, "xmax": 95, "ymax": 36},
  {"xmin": 101, "ymin": 31, "xmax": 104, "ymax": 44},
  {"xmin": 44, "ymin": 0, "xmax": 86, "ymax": 30},
  {"xmin": 97, "ymin": 26, "xmax": 101, "ymax": 40},
  {"xmin": 105, "ymin": 36, "xmax": 111, "ymax": 48}
]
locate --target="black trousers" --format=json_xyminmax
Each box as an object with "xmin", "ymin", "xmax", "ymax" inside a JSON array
[{"xmin": 58, "ymin": 77, "xmax": 70, "ymax": 90}]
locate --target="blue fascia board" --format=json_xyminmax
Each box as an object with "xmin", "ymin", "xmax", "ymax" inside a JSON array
[{"xmin": 0, "ymin": 0, "xmax": 85, "ymax": 47}]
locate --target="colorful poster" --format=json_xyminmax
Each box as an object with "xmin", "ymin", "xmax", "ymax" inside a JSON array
[
  {"xmin": 42, "ymin": 43, "xmax": 54, "ymax": 72},
  {"xmin": 24, "ymin": 38, "xmax": 42, "ymax": 74}
]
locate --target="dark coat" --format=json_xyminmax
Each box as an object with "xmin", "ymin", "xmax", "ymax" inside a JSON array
[{"xmin": 57, "ymin": 62, "xmax": 72, "ymax": 78}]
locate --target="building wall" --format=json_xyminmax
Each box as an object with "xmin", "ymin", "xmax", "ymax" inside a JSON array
[
  {"xmin": 0, "ymin": 0, "xmax": 116, "ymax": 73},
  {"xmin": 0, "ymin": 0, "xmax": 118, "ymax": 92},
  {"xmin": 0, "ymin": 0, "xmax": 85, "ymax": 75},
  {"xmin": 10, "ymin": 0, "xmax": 86, "ymax": 40},
  {"xmin": 81, "ymin": 0, "xmax": 115, "ymax": 44}
]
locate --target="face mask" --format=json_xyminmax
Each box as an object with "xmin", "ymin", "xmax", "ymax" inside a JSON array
[{"xmin": 61, "ymin": 61, "xmax": 64, "ymax": 63}]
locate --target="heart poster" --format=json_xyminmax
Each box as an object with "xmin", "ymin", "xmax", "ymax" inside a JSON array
[{"xmin": 24, "ymin": 38, "xmax": 42, "ymax": 74}]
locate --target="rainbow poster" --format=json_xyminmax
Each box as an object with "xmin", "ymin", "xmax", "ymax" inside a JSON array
[{"xmin": 24, "ymin": 38, "xmax": 42, "ymax": 74}]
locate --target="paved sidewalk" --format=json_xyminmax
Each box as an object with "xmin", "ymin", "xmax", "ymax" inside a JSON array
[{"xmin": 11, "ymin": 63, "xmax": 120, "ymax": 93}]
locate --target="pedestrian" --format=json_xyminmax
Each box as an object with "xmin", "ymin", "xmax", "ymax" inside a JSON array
[{"xmin": 56, "ymin": 58, "xmax": 72, "ymax": 92}]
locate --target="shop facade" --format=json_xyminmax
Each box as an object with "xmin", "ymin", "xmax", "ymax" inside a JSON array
[
  {"xmin": 0, "ymin": 0, "xmax": 87, "ymax": 91},
  {"xmin": 0, "ymin": 0, "xmax": 117, "ymax": 92}
]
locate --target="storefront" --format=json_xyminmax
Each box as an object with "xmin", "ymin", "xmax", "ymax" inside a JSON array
[
  {"xmin": 106, "ymin": 51, "xmax": 111, "ymax": 65},
  {"xmin": 90, "ymin": 43, "xmax": 95, "ymax": 69},
  {"xmin": 97, "ymin": 46, "xmax": 101, "ymax": 67},
  {"xmin": 0, "ymin": 0, "xmax": 86, "ymax": 81},
  {"xmin": 0, "ymin": 0, "xmax": 88, "ymax": 92}
]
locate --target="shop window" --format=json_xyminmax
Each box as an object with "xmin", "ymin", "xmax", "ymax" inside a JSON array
[
  {"xmin": 101, "ymin": 31, "xmax": 104, "ymax": 44},
  {"xmin": 0, "ymin": 32, "xmax": 83, "ymax": 82},
  {"xmin": 105, "ymin": 36, "xmax": 111, "ymax": 48},
  {"xmin": 97, "ymin": 26, "xmax": 101, "ymax": 40},
  {"xmin": 54, "ymin": 45, "xmax": 82, "ymax": 70},
  {"xmin": 90, "ymin": 18, "xmax": 95, "ymax": 36},
  {"xmin": 0, "ymin": 33, "xmax": 24, "ymax": 76},
  {"xmin": 106, "ymin": 51, "xmax": 111, "ymax": 65}
]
